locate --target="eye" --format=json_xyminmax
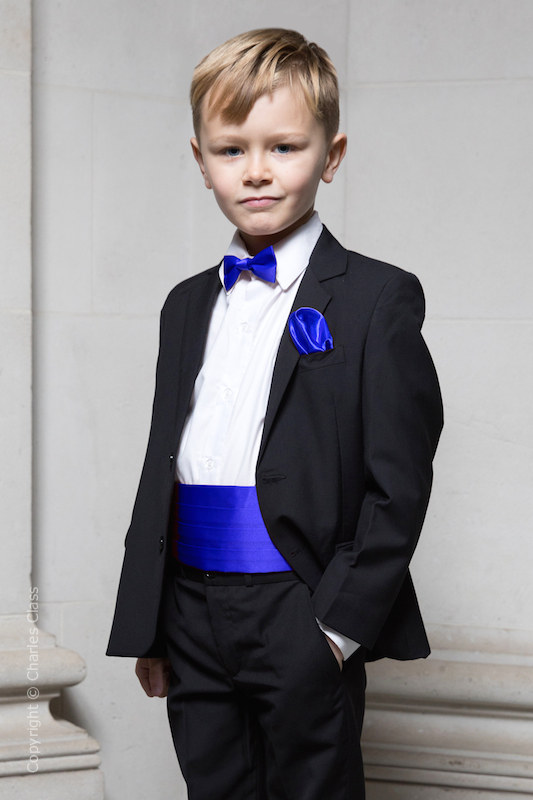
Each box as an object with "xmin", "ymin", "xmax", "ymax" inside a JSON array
[
  {"xmin": 274, "ymin": 144, "xmax": 293, "ymax": 155},
  {"xmin": 224, "ymin": 147, "xmax": 242, "ymax": 157}
]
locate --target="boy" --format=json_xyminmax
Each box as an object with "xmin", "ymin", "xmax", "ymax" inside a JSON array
[{"xmin": 107, "ymin": 28, "xmax": 443, "ymax": 800}]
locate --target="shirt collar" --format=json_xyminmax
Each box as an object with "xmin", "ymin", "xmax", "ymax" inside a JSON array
[{"xmin": 219, "ymin": 212, "xmax": 323, "ymax": 292}]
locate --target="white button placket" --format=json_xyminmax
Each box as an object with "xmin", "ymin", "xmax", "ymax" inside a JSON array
[{"xmin": 201, "ymin": 279, "xmax": 252, "ymax": 482}]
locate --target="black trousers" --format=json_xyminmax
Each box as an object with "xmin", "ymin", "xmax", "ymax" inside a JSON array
[{"xmin": 164, "ymin": 566, "xmax": 366, "ymax": 800}]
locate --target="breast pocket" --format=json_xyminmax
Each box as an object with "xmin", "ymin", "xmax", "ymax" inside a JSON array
[{"xmin": 296, "ymin": 345, "xmax": 345, "ymax": 371}]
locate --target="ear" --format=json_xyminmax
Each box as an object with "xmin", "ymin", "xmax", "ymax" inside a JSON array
[
  {"xmin": 321, "ymin": 133, "xmax": 347, "ymax": 184},
  {"xmin": 191, "ymin": 137, "xmax": 212, "ymax": 190}
]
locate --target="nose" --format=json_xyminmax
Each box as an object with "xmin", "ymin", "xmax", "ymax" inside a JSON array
[{"xmin": 243, "ymin": 152, "xmax": 271, "ymax": 185}]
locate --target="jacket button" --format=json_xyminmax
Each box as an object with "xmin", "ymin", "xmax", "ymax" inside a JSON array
[
  {"xmin": 159, "ymin": 536, "xmax": 165, "ymax": 553},
  {"xmin": 169, "ymin": 454, "xmax": 175, "ymax": 471}
]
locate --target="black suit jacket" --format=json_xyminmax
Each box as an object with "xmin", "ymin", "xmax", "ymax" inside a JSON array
[{"xmin": 107, "ymin": 227, "xmax": 443, "ymax": 662}]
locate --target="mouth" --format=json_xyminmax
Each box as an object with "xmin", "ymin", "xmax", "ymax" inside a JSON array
[{"xmin": 240, "ymin": 196, "xmax": 280, "ymax": 209}]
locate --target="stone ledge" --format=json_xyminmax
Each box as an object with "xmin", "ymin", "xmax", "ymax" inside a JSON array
[
  {"xmin": 0, "ymin": 648, "xmax": 86, "ymax": 695},
  {"xmin": 0, "ymin": 702, "xmax": 101, "ymax": 772},
  {"xmin": 366, "ymin": 657, "xmax": 533, "ymax": 712},
  {"xmin": 362, "ymin": 628, "xmax": 533, "ymax": 797},
  {"xmin": 0, "ymin": 769, "xmax": 104, "ymax": 800},
  {"xmin": 0, "ymin": 752, "xmax": 101, "ymax": 778},
  {"xmin": 366, "ymin": 764, "xmax": 533, "ymax": 795}
]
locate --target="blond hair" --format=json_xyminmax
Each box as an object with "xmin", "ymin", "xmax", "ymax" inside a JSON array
[{"xmin": 191, "ymin": 29, "xmax": 339, "ymax": 143}]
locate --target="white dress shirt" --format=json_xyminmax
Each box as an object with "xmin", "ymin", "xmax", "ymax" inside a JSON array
[{"xmin": 176, "ymin": 212, "xmax": 359, "ymax": 661}]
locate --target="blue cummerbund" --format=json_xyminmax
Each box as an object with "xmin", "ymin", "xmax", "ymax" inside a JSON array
[{"xmin": 172, "ymin": 484, "xmax": 292, "ymax": 573}]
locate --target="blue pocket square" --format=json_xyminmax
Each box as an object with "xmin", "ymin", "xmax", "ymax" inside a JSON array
[{"xmin": 288, "ymin": 307, "xmax": 334, "ymax": 355}]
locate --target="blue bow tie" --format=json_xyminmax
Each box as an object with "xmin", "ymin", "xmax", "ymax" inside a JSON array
[{"xmin": 223, "ymin": 246, "xmax": 277, "ymax": 291}]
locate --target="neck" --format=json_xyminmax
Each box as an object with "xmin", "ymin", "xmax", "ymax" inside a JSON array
[{"xmin": 239, "ymin": 207, "xmax": 315, "ymax": 255}]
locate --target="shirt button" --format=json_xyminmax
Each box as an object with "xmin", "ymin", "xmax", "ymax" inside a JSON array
[
  {"xmin": 240, "ymin": 322, "xmax": 249, "ymax": 334},
  {"xmin": 205, "ymin": 458, "xmax": 214, "ymax": 470},
  {"xmin": 223, "ymin": 387, "xmax": 232, "ymax": 400}
]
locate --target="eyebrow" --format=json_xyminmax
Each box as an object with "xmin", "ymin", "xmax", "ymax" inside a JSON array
[{"xmin": 207, "ymin": 132, "xmax": 309, "ymax": 146}]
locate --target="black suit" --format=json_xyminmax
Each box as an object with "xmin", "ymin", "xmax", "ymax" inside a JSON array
[{"xmin": 108, "ymin": 226, "xmax": 442, "ymax": 798}]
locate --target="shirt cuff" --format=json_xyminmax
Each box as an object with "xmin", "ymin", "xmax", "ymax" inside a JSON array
[{"xmin": 316, "ymin": 619, "xmax": 360, "ymax": 661}]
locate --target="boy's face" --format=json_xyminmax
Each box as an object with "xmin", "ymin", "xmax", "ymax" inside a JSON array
[{"xmin": 191, "ymin": 85, "xmax": 346, "ymax": 254}]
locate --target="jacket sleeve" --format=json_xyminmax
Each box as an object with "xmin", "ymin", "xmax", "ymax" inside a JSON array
[{"xmin": 311, "ymin": 271, "xmax": 443, "ymax": 650}]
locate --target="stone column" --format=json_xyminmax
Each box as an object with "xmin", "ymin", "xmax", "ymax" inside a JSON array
[{"xmin": 0, "ymin": 3, "xmax": 103, "ymax": 796}]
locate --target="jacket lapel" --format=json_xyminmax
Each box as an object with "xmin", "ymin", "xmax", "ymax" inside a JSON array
[
  {"xmin": 171, "ymin": 268, "xmax": 221, "ymax": 443},
  {"xmin": 258, "ymin": 227, "xmax": 348, "ymax": 463}
]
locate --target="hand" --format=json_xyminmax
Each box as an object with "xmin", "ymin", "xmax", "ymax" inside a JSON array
[
  {"xmin": 324, "ymin": 635, "xmax": 344, "ymax": 671},
  {"xmin": 135, "ymin": 657, "xmax": 171, "ymax": 697}
]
